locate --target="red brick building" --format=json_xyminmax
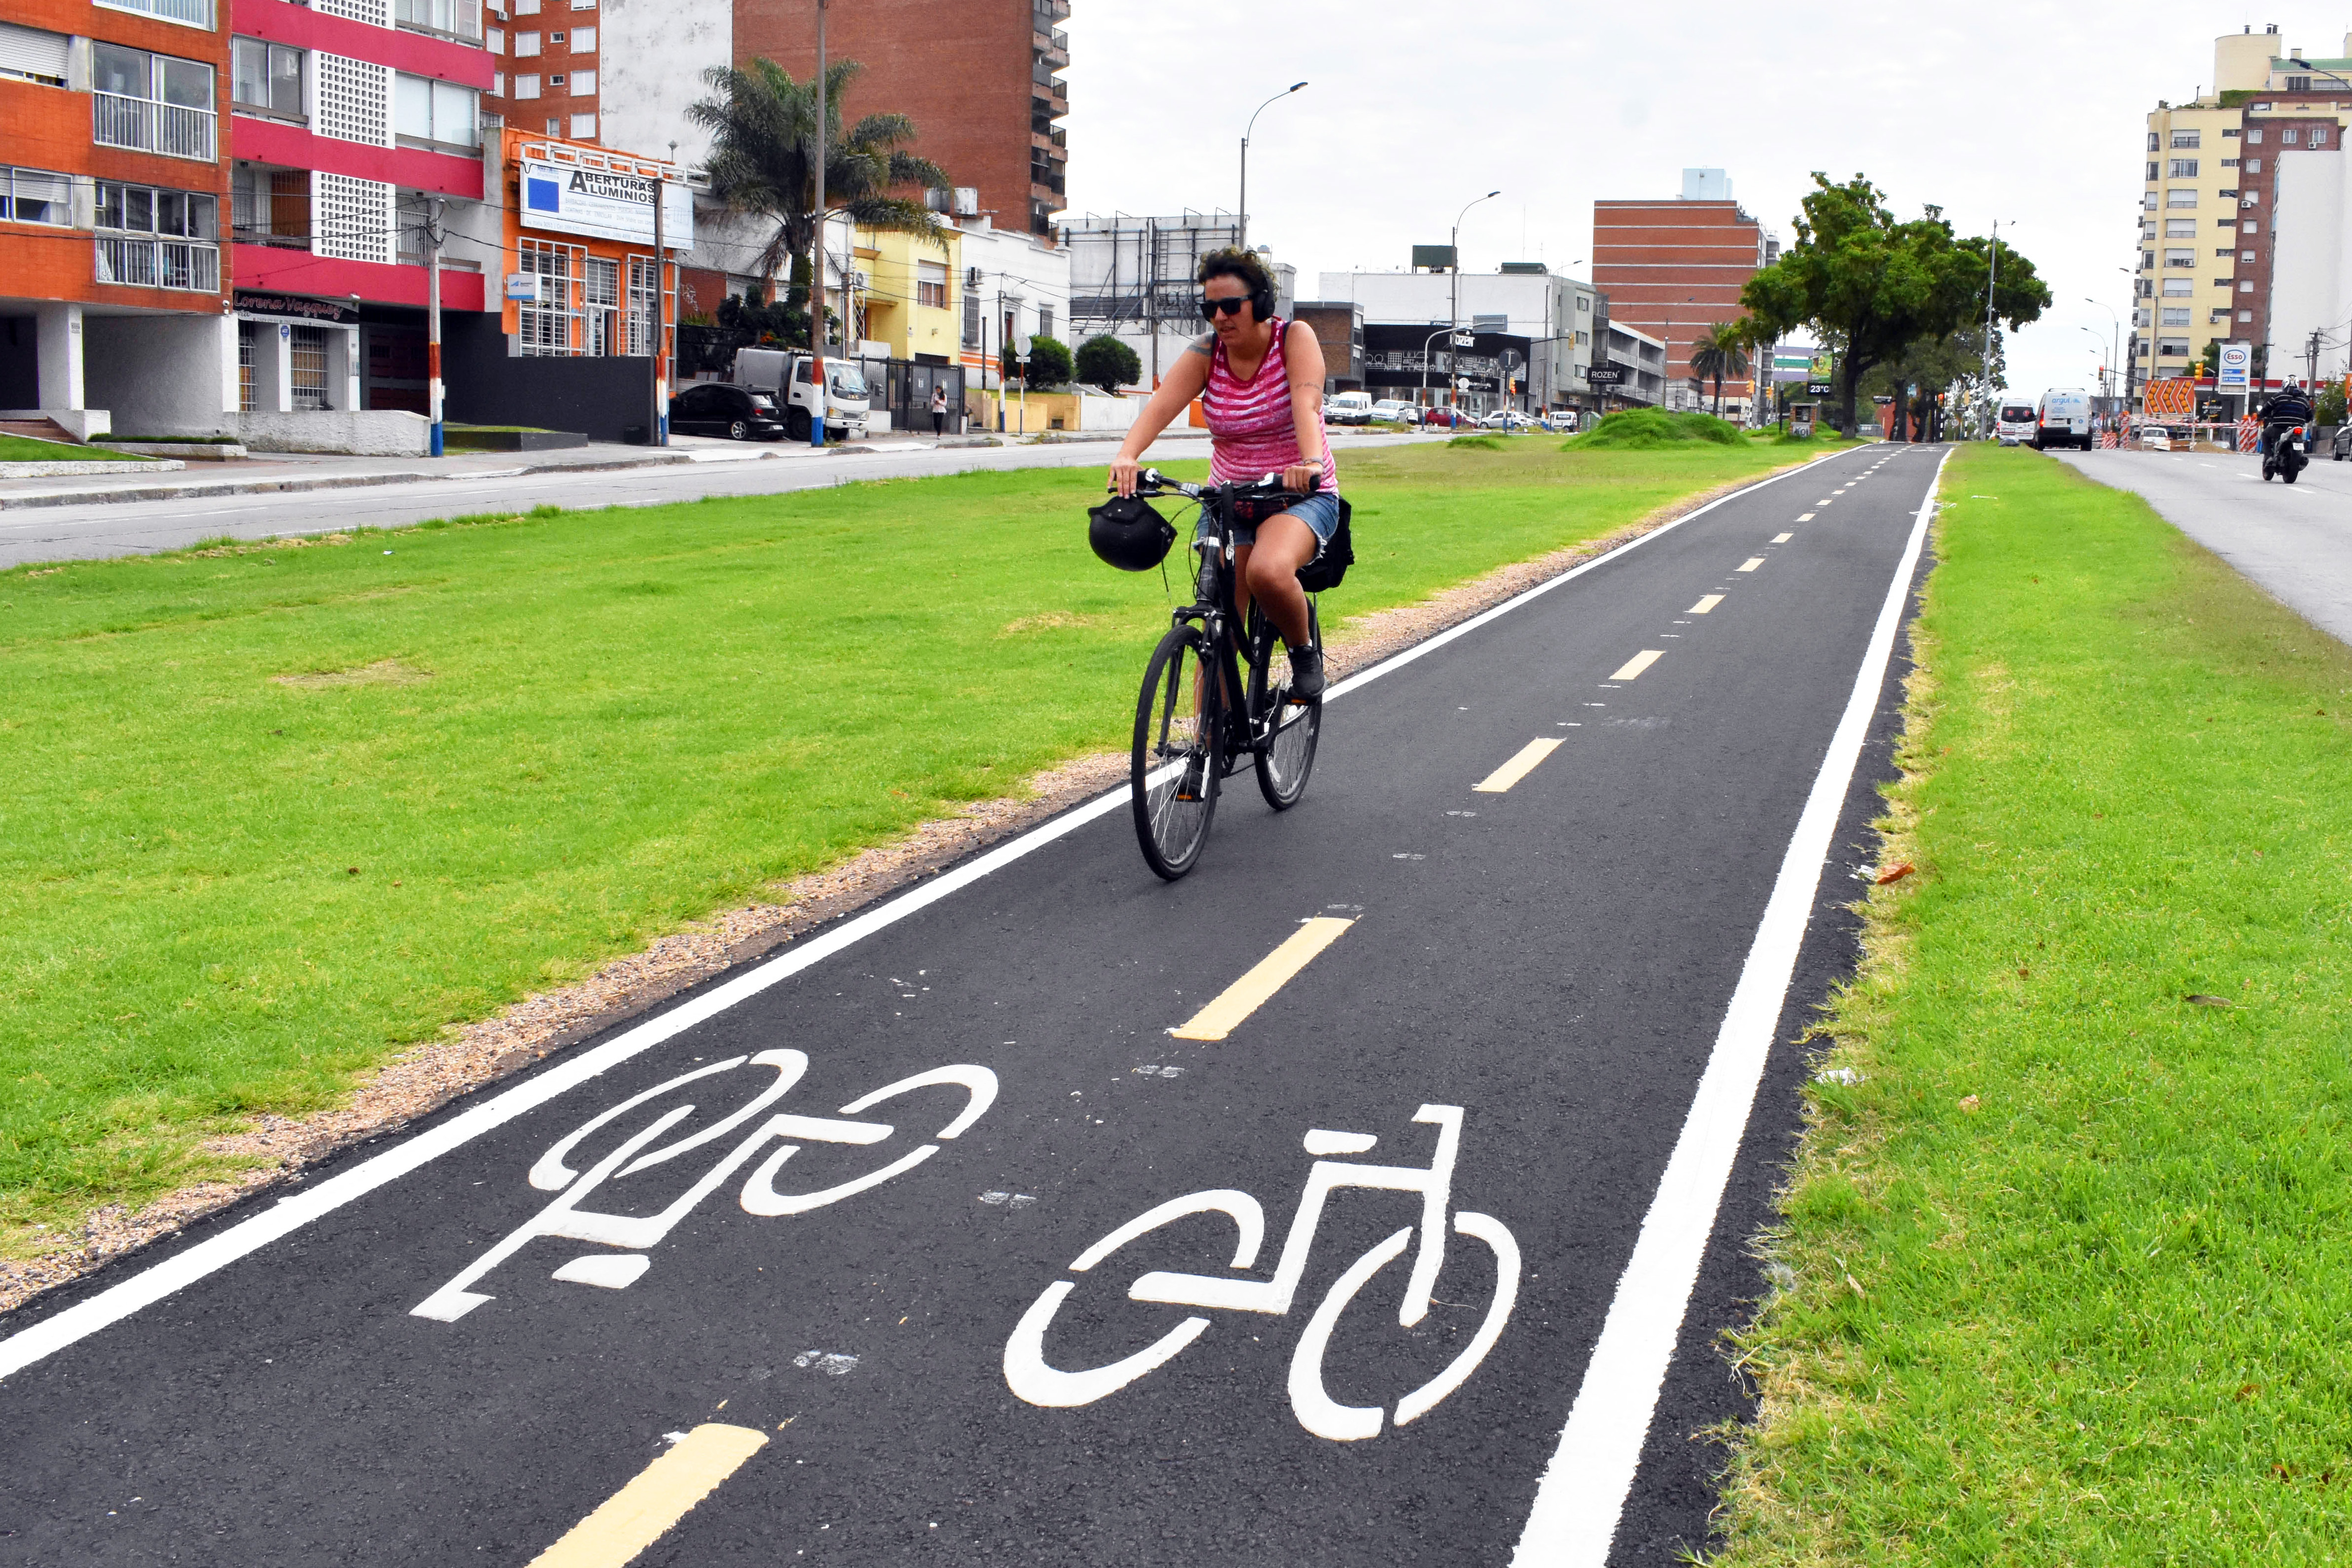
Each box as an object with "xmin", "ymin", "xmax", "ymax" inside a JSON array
[
  {"xmin": 732, "ymin": 0, "xmax": 1068, "ymax": 241},
  {"xmin": 478, "ymin": 0, "xmax": 601, "ymax": 143},
  {"xmin": 1593, "ymin": 177, "xmax": 1771, "ymax": 414}
]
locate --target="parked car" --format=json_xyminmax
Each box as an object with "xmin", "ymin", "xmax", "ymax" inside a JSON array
[
  {"xmin": 1421, "ymin": 406, "xmax": 1473, "ymax": 429},
  {"xmin": 1478, "ymin": 410, "xmax": 1537, "ymax": 431},
  {"xmin": 670, "ymin": 381, "xmax": 788, "ymax": 440},
  {"xmin": 1367, "ymin": 399, "xmax": 1417, "ymax": 425},
  {"xmin": 2332, "ymin": 424, "xmax": 2352, "ymax": 460},
  {"xmin": 2138, "ymin": 426, "xmax": 2171, "ymax": 451},
  {"xmin": 1324, "ymin": 391, "xmax": 1373, "ymax": 425}
]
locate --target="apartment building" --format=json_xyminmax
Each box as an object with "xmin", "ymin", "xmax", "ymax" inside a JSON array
[
  {"xmin": 1592, "ymin": 169, "xmax": 1774, "ymax": 417},
  {"xmin": 478, "ymin": 0, "xmax": 600, "ymax": 142},
  {"xmin": 595, "ymin": 0, "xmax": 1066, "ymax": 256},
  {"xmin": 227, "ymin": 0, "xmax": 494, "ymax": 425},
  {"xmin": 0, "ymin": 0, "xmax": 234, "ymax": 439},
  {"xmin": 2135, "ymin": 25, "xmax": 2352, "ymax": 395}
]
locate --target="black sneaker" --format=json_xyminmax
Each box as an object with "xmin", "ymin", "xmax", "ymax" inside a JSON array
[{"xmin": 1287, "ymin": 645, "xmax": 1326, "ymax": 700}]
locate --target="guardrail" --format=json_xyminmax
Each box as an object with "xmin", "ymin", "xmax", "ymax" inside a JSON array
[{"xmin": 93, "ymin": 93, "xmax": 217, "ymax": 160}]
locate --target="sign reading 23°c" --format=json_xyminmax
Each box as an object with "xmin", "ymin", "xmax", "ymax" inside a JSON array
[{"xmin": 519, "ymin": 153, "xmax": 695, "ymax": 249}]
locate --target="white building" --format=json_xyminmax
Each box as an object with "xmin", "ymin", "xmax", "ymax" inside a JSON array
[
  {"xmin": 1062, "ymin": 211, "xmax": 1295, "ymax": 390},
  {"xmin": 2269, "ymin": 147, "xmax": 2352, "ymax": 384},
  {"xmin": 955, "ymin": 216, "xmax": 1071, "ymax": 392},
  {"xmin": 1315, "ymin": 265, "xmax": 1607, "ymax": 412}
]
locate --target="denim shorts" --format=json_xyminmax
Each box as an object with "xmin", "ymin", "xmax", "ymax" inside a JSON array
[{"xmin": 1198, "ymin": 490, "xmax": 1342, "ymax": 549}]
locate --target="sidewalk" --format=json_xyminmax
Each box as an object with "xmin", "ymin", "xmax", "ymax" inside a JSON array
[{"xmin": 0, "ymin": 431, "xmax": 955, "ymax": 511}]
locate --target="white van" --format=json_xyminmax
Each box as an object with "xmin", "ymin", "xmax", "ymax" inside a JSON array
[
  {"xmin": 1994, "ymin": 400, "xmax": 2037, "ymax": 446},
  {"xmin": 733, "ymin": 347, "xmax": 870, "ymax": 440},
  {"xmin": 2033, "ymin": 388, "xmax": 2093, "ymax": 451},
  {"xmin": 1324, "ymin": 390, "xmax": 1372, "ymax": 425}
]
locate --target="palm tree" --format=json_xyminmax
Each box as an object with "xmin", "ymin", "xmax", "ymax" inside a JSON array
[
  {"xmin": 1689, "ymin": 322, "xmax": 1754, "ymax": 418},
  {"xmin": 687, "ymin": 57, "xmax": 951, "ymax": 340}
]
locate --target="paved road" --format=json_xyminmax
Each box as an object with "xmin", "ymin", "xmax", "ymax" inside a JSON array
[
  {"xmin": 0, "ymin": 443, "xmax": 1939, "ymax": 1566},
  {"xmin": 2056, "ymin": 445, "xmax": 2352, "ymax": 646},
  {"xmin": 0, "ymin": 431, "xmax": 1422, "ymax": 569}
]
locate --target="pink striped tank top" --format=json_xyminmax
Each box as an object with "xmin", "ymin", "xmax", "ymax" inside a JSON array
[{"xmin": 1201, "ymin": 317, "xmax": 1340, "ymax": 496}]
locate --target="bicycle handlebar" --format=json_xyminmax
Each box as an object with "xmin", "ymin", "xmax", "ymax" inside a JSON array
[{"xmin": 1120, "ymin": 469, "xmax": 1320, "ymax": 500}]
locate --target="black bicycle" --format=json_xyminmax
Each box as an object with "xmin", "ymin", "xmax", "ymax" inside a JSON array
[{"xmin": 1124, "ymin": 470, "xmax": 1331, "ymax": 880}]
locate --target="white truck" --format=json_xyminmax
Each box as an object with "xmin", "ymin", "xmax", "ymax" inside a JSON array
[
  {"xmin": 732, "ymin": 348, "xmax": 871, "ymax": 440},
  {"xmin": 2032, "ymin": 387, "xmax": 2093, "ymax": 451}
]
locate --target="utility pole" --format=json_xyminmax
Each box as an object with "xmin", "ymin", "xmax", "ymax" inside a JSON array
[
  {"xmin": 808, "ymin": 0, "xmax": 828, "ymax": 447},
  {"xmin": 651, "ymin": 161, "xmax": 668, "ymax": 446},
  {"xmin": 426, "ymin": 196, "xmax": 444, "ymax": 458}
]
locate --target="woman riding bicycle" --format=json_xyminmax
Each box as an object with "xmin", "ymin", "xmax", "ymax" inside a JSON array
[{"xmin": 1110, "ymin": 247, "xmax": 1337, "ymax": 698}]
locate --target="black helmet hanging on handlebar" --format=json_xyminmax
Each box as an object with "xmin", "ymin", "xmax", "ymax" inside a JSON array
[{"xmin": 1087, "ymin": 493, "xmax": 1177, "ymax": 572}]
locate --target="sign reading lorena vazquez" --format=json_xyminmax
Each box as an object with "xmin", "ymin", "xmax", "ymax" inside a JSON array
[
  {"xmin": 518, "ymin": 151, "xmax": 694, "ymax": 248},
  {"xmin": 234, "ymin": 290, "xmax": 358, "ymax": 325}
]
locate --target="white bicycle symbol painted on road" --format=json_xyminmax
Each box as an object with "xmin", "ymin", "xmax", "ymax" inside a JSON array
[
  {"xmin": 1004, "ymin": 1104, "xmax": 1521, "ymax": 1442},
  {"xmin": 413, "ymin": 1050, "xmax": 996, "ymax": 1322}
]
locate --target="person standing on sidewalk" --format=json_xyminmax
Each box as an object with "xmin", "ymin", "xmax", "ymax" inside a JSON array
[{"xmin": 931, "ymin": 383, "xmax": 948, "ymax": 437}]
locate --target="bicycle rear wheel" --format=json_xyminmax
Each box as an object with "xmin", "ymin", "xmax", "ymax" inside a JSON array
[
  {"xmin": 1132, "ymin": 625, "xmax": 1221, "ymax": 880},
  {"xmin": 1250, "ymin": 604, "xmax": 1322, "ymax": 811}
]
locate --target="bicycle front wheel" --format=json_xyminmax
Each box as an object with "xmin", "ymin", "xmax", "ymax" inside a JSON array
[
  {"xmin": 1250, "ymin": 604, "xmax": 1322, "ymax": 811},
  {"xmin": 1132, "ymin": 626, "xmax": 1221, "ymax": 880}
]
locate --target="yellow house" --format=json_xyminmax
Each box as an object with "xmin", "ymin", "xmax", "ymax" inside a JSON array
[{"xmin": 852, "ymin": 223, "xmax": 962, "ymax": 365}]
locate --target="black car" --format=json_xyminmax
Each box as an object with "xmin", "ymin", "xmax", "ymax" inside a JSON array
[{"xmin": 668, "ymin": 382, "xmax": 787, "ymax": 440}]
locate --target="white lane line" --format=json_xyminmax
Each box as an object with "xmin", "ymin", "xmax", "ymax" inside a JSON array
[
  {"xmin": 1472, "ymin": 737, "xmax": 1566, "ymax": 793},
  {"xmin": 1167, "ymin": 918, "xmax": 1354, "ymax": 1041},
  {"xmin": 1796, "ymin": 513, "xmax": 1814, "ymax": 521},
  {"xmin": 1736, "ymin": 557, "xmax": 1765, "ymax": 573},
  {"xmin": 1772, "ymin": 532, "xmax": 1793, "ymax": 543},
  {"xmin": 0, "ymin": 447, "xmax": 1855, "ymax": 1382},
  {"xmin": 1511, "ymin": 447, "xmax": 1951, "ymax": 1568},
  {"xmin": 1606, "ymin": 650, "xmax": 1663, "ymax": 682},
  {"xmin": 1687, "ymin": 594, "xmax": 1724, "ymax": 614}
]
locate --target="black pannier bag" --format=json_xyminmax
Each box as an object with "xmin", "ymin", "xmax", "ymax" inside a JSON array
[{"xmin": 1296, "ymin": 498, "xmax": 1353, "ymax": 592}]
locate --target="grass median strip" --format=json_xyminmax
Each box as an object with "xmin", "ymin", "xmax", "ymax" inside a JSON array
[
  {"xmin": 1712, "ymin": 444, "xmax": 2352, "ymax": 1562},
  {"xmin": 0, "ymin": 438, "xmax": 1803, "ymax": 1254}
]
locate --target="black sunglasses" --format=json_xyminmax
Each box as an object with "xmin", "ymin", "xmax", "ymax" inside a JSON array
[{"xmin": 1198, "ymin": 295, "xmax": 1251, "ymax": 320}]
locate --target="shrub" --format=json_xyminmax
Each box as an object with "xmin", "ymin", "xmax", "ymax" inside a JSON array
[
  {"xmin": 1074, "ymin": 335, "xmax": 1142, "ymax": 395},
  {"xmin": 1566, "ymin": 409, "xmax": 1745, "ymax": 450},
  {"xmin": 1447, "ymin": 434, "xmax": 1502, "ymax": 450},
  {"xmin": 1004, "ymin": 333, "xmax": 1074, "ymax": 388}
]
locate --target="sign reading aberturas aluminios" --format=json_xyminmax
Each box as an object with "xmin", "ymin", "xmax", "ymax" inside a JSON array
[{"xmin": 519, "ymin": 152, "xmax": 694, "ymax": 248}]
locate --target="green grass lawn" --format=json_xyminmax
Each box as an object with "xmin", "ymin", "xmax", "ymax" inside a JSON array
[
  {"xmin": 1713, "ymin": 444, "xmax": 2352, "ymax": 1562},
  {"xmin": 0, "ymin": 438, "xmax": 1805, "ymax": 1250},
  {"xmin": 0, "ymin": 434, "xmax": 151, "ymax": 463}
]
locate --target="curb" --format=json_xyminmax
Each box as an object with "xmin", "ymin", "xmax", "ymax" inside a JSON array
[{"xmin": 0, "ymin": 458, "xmax": 186, "ymax": 480}]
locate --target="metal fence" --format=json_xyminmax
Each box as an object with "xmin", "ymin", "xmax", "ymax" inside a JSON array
[{"xmin": 93, "ymin": 93, "xmax": 216, "ymax": 161}]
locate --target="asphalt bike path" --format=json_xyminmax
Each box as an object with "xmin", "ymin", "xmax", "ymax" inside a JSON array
[{"xmin": 0, "ymin": 442, "xmax": 1943, "ymax": 1566}]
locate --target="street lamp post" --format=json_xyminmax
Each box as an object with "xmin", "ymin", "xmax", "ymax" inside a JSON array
[
  {"xmin": 808, "ymin": 0, "xmax": 829, "ymax": 448},
  {"xmin": 1448, "ymin": 190, "xmax": 1500, "ymax": 409},
  {"xmin": 2084, "ymin": 297, "xmax": 2121, "ymax": 417},
  {"xmin": 1237, "ymin": 83, "xmax": 1307, "ymax": 254}
]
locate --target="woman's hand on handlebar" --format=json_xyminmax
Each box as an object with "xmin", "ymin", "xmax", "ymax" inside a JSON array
[
  {"xmin": 1109, "ymin": 456, "xmax": 1142, "ymax": 497},
  {"xmin": 1282, "ymin": 461, "xmax": 1323, "ymax": 494}
]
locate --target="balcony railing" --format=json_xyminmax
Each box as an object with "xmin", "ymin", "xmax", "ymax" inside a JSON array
[
  {"xmin": 94, "ymin": 93, "xmax": 218, "ymax": 161},
  {"xmin": 96, "ymin": 0, "xmax": 215, "ymax": 26},
  {"xmin": 97, "ymin": 236, "xmax": 221, "ymax": 292}
]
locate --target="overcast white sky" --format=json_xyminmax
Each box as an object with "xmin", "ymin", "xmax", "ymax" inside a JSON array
[{"xmin": 1058, "ymin": 2, "xmax": 2351, "ymax": 396}]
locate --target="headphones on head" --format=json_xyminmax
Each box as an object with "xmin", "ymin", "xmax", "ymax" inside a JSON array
[{"xmin": 1202, "ymin": 261, "xmax": 1276, "ymax": 323}]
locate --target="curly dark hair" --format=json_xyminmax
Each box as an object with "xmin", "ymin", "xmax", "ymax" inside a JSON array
[{"xmin": 1195, "ymin": 245, "xmax": 1274, "ymax": 297}]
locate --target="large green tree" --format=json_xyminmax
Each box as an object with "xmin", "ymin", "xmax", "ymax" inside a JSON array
[
  {"xmin": 1741, "ymin": 174, "xmax": 2050, "ymax": 431},
  {"xmin": 687, "ymin": 57, "xmax": 950, "ymax": 343}
]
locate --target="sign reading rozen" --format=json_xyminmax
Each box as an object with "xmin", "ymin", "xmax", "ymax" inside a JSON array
[{"xmin": 519, "ymin": 153, "xmax": 694, "ymax": 248}]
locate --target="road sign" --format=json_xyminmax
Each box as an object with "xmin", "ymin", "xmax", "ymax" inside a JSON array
[
  {"xmin": 2217, "ymin": 341, "xmax": 2252, "ymax": 391},
  {"xmin": 1014, "ymin": 333, "xmax": 1033, "ymax": 359},
  {"xmin": 1584, "ymin": 366, "xmax": 1626, "ymax": 385}
]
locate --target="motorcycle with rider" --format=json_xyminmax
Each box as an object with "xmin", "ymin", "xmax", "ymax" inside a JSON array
[{"xmin": 2260, "ymin": 378, "xmax": 2315, "ymax": 483}]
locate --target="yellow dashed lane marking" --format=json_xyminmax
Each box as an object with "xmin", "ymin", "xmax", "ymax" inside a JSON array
[
  {"xmin": 1796, "ymin": 512, "xmax": 1815, "ymax": 521},
  {"xmin": 1473, "ymin": 736, "xmax": 1566, "ymax": 794},
  {"xmin": 529, "ymin": 1425, "xmax": 769, "ymax": 1568},
  {"xmin": 1736, "ymin": 557, "xmax": 1765, "ymax": 573},
  {"xmin": 1688, "ymin": 594, "xmax": 1724, "ymax": 614},
  {"xmin": 1169, "ymin": 918, "xmax": 1355, "ymax": 1041},
  {"xmin": 1608, "ymin": 649, "xmax": 1664, "ymax": 681}
]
